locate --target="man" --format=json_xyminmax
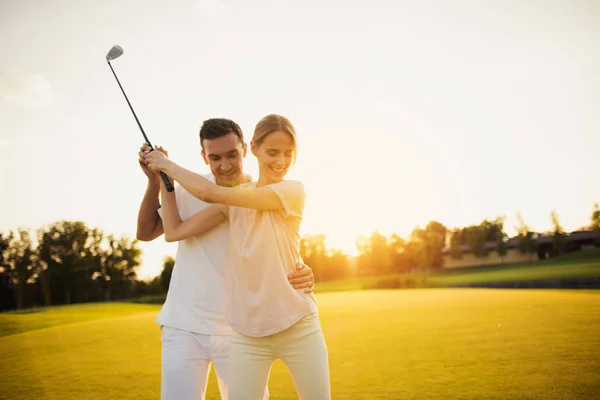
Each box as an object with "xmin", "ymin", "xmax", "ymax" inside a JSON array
[{"xmin": 136, "ymin": 118, "xmax": 315, "ymax": 400}]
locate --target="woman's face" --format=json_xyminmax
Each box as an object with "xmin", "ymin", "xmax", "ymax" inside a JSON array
[{"xmin": 252, "ymin": 130, "xmax": 295, "ymax": 184}]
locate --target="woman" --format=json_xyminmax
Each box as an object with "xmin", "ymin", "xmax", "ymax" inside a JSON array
[{"xmin": 143, "ymin": 114, "xmax": 331, "ymax": 399}]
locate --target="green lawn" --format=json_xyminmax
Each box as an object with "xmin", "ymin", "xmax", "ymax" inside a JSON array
[
  {"xmin": 316, "ymin": 249, "xmax": 600, "ymax": 292},
  {"xmin": 0, "ymin": 302, "xmax": 158, "ymax": 337},
  {"xmin": 432, "ymin": 248, "xmax": 600, "ymax": 286},
  {"xmin": 1, "ymin": 289, "xmax": 599, "ymax": 399}
]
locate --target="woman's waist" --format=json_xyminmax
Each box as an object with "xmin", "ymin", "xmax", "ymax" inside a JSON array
[
  {"xmin": 228, "ymin": 282, "xmax": 315, "ymax": 313},
  {"xmin": 227, "ymin": 292, "xmax": 317, "ymax": 337},
  {"xmin": 230, "ymin": 252, "xmax": 300, "ymax": 275}
]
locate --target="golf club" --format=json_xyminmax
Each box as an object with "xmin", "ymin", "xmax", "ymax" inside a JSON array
[{"xmin": 105, "ymin": 45, "xmax": 174, "ymax": 192}]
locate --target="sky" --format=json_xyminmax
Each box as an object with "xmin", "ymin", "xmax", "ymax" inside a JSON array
[{"xmin": 1, "ymin": 0, "xmax": 599, "ymax": 279}]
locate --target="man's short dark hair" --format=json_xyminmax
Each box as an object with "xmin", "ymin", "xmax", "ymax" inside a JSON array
[{"xmin": 199, "ymin": 118, "xmax": 244, "ymax": 149}]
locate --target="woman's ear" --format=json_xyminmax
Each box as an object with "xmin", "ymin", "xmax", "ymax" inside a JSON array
[{"xmin": 250, "ymin": 140, "xmax": 258, "ymax": 157}]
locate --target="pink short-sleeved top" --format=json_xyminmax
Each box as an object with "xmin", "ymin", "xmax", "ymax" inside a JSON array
[{"xmin": 219, "ymin": 180, "xmax": 318, "ymax": 337}]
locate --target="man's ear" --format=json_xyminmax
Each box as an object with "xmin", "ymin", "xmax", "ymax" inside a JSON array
[
  {"xmin": 242, "ymin": 142, "xmax": 248, "ymax": 158},
  {"xmin": 201, "ymin": 149, "xmax": 209, "ymax": 165}
]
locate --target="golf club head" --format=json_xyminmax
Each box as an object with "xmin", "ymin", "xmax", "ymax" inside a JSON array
[{"xmin": 106, "ymin": 45, "xmax": 124, "ymax": 61}]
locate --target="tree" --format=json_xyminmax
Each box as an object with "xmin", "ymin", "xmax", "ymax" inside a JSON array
[
  {"xmin": 36, "ymin": 221, "xmax": 140, "ymax": 304},
  {"xmin": 355, "ymin": 231, "xmax": 391, "ymax": 275},
  {"xmin": 2, "ymin": 230, "xmax": 38, "ymax": 310},
  {"xmin": 160, "ymin": 256, "xmax": 175, "ymax": 292},
  {"xmin": 0, "ymin": 233, "xmax": 9, "ymax": 265},
  {"xmin": 449, "ymin": 228, "xmax": 464, "ymax": 260},
  {"xmin": 492, "ymin": 217, "xmax": 508, "ymax": 262},
  {"xmin": 480, "ymin": 218, "xmax": 505, "ymax": 243},
  {"xmin": 355, "ymin": 235, "xmax": 370, "ymax": 274},
  {"xmin": 515, "ymin": 212, "xmax": 537, "ymax": 262},
  {"xmin": 0, "ymin": 220, "xmax": 143, "ymax": 310},
  {"xmin": 550, "ymin": 211, "xmax": 567, "ymax": 256},
  {"xmin": 103, "ymin": 235, "xmax": 141, "ymax": 300},
  {"xmin": 465, "ymin": 225, "xmax": 487, "ymax": 258},
  {"xmin": 495, "ymin": 230, "xmax": 508, "ymax": 262},
  {"xmin": 36, "ymin": 228, "xmax": 54, "ymax": 306},
  {"xmin": 409, "ymin": 222, "xmax": 447, "ymax": 270},
  {"xmin": 369, "ymin": 231, "xmax": 392, "ymax": 274},
  {"xmin": 0, "ymin": 233, "xmax": 14, "ymax": 310},
  {"xmin": 402, "ymin": 237, "xmax": 421, "ymax": 271},
  {"xmin": 388, "ymin": 233, "xmax": 411, "ymax": 273},
  {"xmin": 322, "ymin": 249, "xmax": 351, "ymax": 281},
  {"xmin": 37, "ymin": 221, "xmax": 93, "ymax": 305},
  {"xmin": 300, "ymin": 235, "xmax": 351, "ymax": 281},
  {"xmin": 301, "ymin": 234, "xmax": 329, "ymax": 279},
  {"xmin": 591, "ymin": 203, "xmax": 600, "ymax": 229},
  {"xmin": 87, "ymin": 228, "xmax": 107, "ymax": 301},
  {"xmin": 423, "ymin": 221, "xmax": 447, "ymax": 269},
  {"xmin": 134, "ymin": 276, "xmax": 163, "ymax": 297},
  {"xmin": 591, "ymin": 203, "xmax": 600, "ymax": 246}
]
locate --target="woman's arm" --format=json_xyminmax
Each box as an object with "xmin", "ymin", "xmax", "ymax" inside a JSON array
[
  {"xmin": 145, "ymin": 151, "xmax": 286, "ymax": 211},
  {"xmin": 159, "ymin": 178, "xmax": 227, "ymax": 242}
]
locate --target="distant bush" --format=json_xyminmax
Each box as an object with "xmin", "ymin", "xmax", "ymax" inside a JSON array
[
  {"xmin": 126, "ymin": 294, "xmax": 167, "ymax": 304},
  {"xmin": 363, "ymin": 276, "xmax": 430, "ymax": 290}
]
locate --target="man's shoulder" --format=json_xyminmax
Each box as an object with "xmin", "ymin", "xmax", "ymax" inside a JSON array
[
  {"xmin": 239, "ymin": 181, "xmax": 256, "ymax": 189},
  {"xmin": 176, "ymin": 172, "xmax": 215, "ymax": 198}
]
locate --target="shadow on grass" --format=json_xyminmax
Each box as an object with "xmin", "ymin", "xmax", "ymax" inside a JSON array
[
  {"xmin": 125, "ymin": 295, "xmax": 167, "ymax": 304},
  {"xmin": 2, "ymin": 306, "xmax": 51, "ymax": 315}
]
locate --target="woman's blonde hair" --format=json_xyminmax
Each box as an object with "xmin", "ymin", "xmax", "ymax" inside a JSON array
[{"xmin": 252, "ymin": 114, "xmax": 297, "ymax": 153}]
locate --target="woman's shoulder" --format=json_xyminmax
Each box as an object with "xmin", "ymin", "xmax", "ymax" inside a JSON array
[
  {"xmin": 267, "ymin": 180, "xmax": 305, "ymax": 202},
  {"xmin": 269, "ymin": 179, "xmax": 304, "ymax": 191}
]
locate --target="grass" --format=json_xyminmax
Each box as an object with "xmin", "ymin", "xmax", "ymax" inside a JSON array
[
  {"xmin": 432, "ymin": 248, "xmax": 600, "ymax": 285},
  {"xmin": 1, "ymin": 289, "xmax": 599, "ymax": 399},
  {"xmin": 315, "ymin": 276, "xmax": 369, "ymax": 292},
  {"xmin": 315, "ymin": 248, "xmax": 600, "ymax": 292},
  {"xmin": 0, "ymin": 302, "xmax": 158, "ymax": 337}
]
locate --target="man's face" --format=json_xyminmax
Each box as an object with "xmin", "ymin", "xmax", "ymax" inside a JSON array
[{"xmin": 201, "ymin": 132, "xmax": 247, "ymax": 187}]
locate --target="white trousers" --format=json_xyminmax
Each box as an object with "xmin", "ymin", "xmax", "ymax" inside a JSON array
[
  {"xmin": 228, "ymin": 313, "xmax": 331, "ymax": 400},
  {"xmin": 160, "ymin": 326, "xmax": 269, "ymax": 400}
]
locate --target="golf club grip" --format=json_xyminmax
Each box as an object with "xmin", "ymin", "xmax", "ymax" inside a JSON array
[{"xmin": 160, "ymin": 172, "xmax": 175, "ymax": 192}]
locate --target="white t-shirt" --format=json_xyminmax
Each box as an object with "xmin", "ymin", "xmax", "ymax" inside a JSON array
[{"xmin": 155, "ymin": 173, "xmax": 232, "ymax": 335}]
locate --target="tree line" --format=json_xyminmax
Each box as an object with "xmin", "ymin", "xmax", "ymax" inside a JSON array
[
  {"xmin": 0, "ymin": 220, "xmax": 155, "ymax": 311},
  {"xmin": 2, "ymin": 204, "xmax": 599, "ymax": 311},
  {"xmin": 297, "ymin": 205, "xmax": 600, "ymax": 282}
]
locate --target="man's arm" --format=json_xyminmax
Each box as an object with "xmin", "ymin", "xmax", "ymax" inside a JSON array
[
  {"xmin": 159, "ymin": 178, "xmax": 226, "ymax": 242},
  {"xmin": 136, "ymin": 179, "xmax": 164, "ymax": 241},
  {"xmin": 136, "ymin": 143, "xmax": 165, "ymax": 241}
]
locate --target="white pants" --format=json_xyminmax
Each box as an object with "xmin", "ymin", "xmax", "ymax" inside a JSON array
[
  {"xmin": 160, "ymin": 326, "xmax": 269, "ymax": 400},
  {"xmin": 228, "ymin": 313, "xmax": 331, "ymax": 400}
]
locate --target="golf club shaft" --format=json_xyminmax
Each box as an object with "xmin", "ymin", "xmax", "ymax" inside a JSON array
[
  {"xmin": 107, "ymin": 61, "xmax": 152, "ymax": 145},
  {"xmin": 107, "ymin": 60, "xmax": 174, "ymax": 192}
]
